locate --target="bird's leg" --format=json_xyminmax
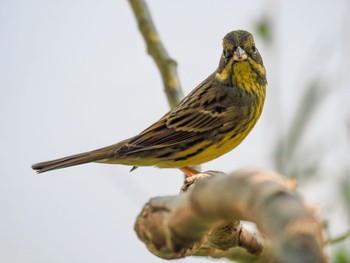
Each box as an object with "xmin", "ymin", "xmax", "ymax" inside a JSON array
[{"xmin": 179, "ymin": 166, "xmax": 200, "ymax": 177}]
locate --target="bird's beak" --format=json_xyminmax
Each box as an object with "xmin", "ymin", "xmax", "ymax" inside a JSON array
[{"xmin": 233, "ymin": 46, "xmax": 247, "ymax": 61}]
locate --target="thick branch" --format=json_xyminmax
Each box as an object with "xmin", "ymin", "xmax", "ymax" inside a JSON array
[
  {"xmin": 134, "ymin": 170, "xmax": 326, "ymax": 262},
  {"xmin": 128, "ymin": 0, "xmax": 183, "ymax": 108}
]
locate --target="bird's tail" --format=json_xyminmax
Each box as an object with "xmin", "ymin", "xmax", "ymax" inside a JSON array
[{"xmin": 32, "ymin": 142, "xmax": 124, "ymax": 174}]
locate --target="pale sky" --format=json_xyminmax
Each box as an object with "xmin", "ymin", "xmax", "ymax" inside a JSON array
[{"xmin": 0, "ymin": 0, "xmax": 349, "ymax": 262}]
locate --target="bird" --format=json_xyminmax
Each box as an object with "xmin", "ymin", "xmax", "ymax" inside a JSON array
[{"xmin": 32, "ymin": 30, "xmax": 267, "ymax": 177}]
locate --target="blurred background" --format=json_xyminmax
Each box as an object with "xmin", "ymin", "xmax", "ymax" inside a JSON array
[{"xmin": 1, "ymin": 0, "xmax": 349, "ymax": 262}]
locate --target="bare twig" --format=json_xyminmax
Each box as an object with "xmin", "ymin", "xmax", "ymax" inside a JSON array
[
  {"xmin": 128, "ymin": 0, "xmax": 201, "ymax": 174},
  {"xmin": 328, "ymin": 229, "xmax": 350, "ymax": 244},
  {"xmin": 128, "ymin": 0, "xmax": 183, "ymax": 108},
  {"xmin": 134, "ymin": 170, "xmax": 326, "ymax": 262}
]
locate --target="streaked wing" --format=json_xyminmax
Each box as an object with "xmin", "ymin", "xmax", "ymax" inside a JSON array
[
  {"xmin": 118, "ymin": 108, "xmax": 224, "ymax": 155},
  {"xmin": 129, "ymin": 118, "xmax": 199, "ymax": 147},
  {"xmin": 115, "ymin": 75, "xmax": 238, "ymax": 157},
  {"xmin": 117, "ymin": 117, "xmax": 226, "ymax": 158}
]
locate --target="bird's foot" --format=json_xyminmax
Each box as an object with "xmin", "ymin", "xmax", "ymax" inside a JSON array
[{"xmin": 179, "ymin": 166, "xmax": 200, "ymax": 177}]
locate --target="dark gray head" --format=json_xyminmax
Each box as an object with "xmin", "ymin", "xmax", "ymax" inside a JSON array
[
  {"xmin": 216, "ymin": 30, "xmax": 266, "ymax": 86},
  {"xmin": 222, "ymin": 30, "xmax": 263, "ymax": 66}
]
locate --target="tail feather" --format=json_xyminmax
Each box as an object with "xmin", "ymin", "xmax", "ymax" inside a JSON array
[{"xmin": 32, "ymin": 143, "xmax": 121, "ymax": 174}]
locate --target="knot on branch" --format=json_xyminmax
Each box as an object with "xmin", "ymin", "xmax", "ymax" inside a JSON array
[
  {"xmin": 134, "ymin": 196, "xmax": 203, "ymax": 259},
  {"xmin": 134, "ymin": 170, "xmax": 326, "ymax": 262}
]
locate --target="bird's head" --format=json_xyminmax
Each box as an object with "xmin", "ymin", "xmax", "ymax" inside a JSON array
[{"xmin": 215, "ymin": 30, "xmax": 267, "ymax": 88}]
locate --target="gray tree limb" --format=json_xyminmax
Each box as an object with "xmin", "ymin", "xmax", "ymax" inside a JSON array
[
  {"xmin": 134, "ymin": 170, "xmax": 326, "ymax": 262},
  {"xmin": 128, "ymin": 0, "xmax": 183, "ymax": 108}
]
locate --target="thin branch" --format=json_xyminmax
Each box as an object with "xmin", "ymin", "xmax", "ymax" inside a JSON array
[
  {"xmin": 128, "ymin": 0, "xmax": 201, "ymax": 174},
  {"xmin": 134, "ymin": 170, "xmax": 326, "ymax": 262},
  {"xmin": 128, "ymin": 0, "xmax": 183, "ymax": 108},
  {"xmin": 328, "ymin": 229, "xmax": 350, "ymax": 244}
]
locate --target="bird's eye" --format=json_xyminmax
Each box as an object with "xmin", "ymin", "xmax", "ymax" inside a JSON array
[
  {"xmin": 251, "ymin": 45, "xmax": 257, "ymax": 53},
  {"xmin": 223, "ymin": 49, "xmax": 232, "ymax": 59}
]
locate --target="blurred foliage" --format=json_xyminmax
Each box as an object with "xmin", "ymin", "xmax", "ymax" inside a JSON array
[
  {"xmin": 255, "ymin": 14, "xmax": 327, "ymax": 181},
  {"xmin": 254, "ymin": 4, "xmax": 350, "ymax": 262},
  {"xmin": 326, "ymin": 175, "xmax": 350, "ymax": 257},
  {"xmin": 255, "ymin": 16, "xmax": 272, "ymax": 43},
  {"xmin": 330, "ymin": 230, "xmax": 350, "ymax": 245},
  {"xmin": 332, "ymin": 248, "xmax": 350, "ymax": 263},
  {"xmin": 340, "ymin": 173, "xmax": 350, "ymax": 216},
  {"xmin": 273, "ymin": 80, "xmax": 327, "ymax": 179}
]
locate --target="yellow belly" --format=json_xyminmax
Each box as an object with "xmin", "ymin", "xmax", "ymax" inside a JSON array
[{"xmin": 155, "ymin": 122, "xmax": 258, "ymax": 168}]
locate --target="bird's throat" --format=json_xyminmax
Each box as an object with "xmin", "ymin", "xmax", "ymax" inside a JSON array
[{"xmin": 216, "ymin": 59, "xmax": 266, "ymax": 95}]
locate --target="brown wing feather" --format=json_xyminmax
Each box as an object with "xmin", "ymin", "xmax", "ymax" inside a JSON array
[
  {"xmin": 115, "ymin": 75, "xmax": 239, "ymax": 157},
  {"xmin": 122, "ymin": 118, "xmax": 201, "ymax": 150}
]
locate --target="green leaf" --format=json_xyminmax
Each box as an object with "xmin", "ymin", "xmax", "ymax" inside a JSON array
[
  {"xmin": 255, "ymin": 17, "xmax": 272, "ymax": 43},
  {"xmin": 333, "ymin": 248, "xmax": 350, "ymax": 263}
]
